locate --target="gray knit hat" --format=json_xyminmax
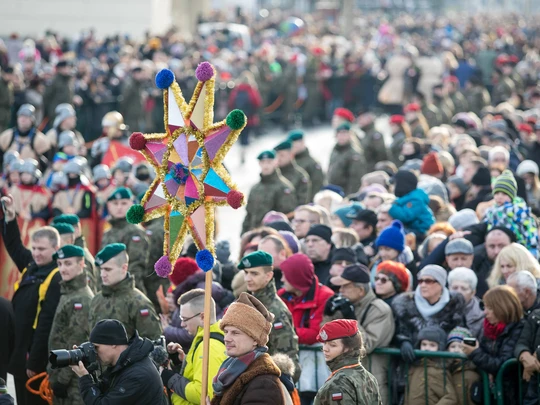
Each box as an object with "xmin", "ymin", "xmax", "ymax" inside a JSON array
[
  {"xmin": 445, "ymin": 238, "xmax": 474, "ymax": 256},
  {"xmin": 418, "ymin": 265, "xmax": 447, "ymax": 286},
  {"xmin": 448, "ymin": 209, "xmax": 479, "ymax": 231}
]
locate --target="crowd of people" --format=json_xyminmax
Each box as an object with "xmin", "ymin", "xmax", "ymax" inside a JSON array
[{"xmin": 1, "ymin": 6, "xmax": 540, "ymax": 405}]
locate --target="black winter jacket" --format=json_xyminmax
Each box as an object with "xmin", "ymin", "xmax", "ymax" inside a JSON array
[
  {"xmin": 4, "ymin": 219, "xmax": 61, "ymax": 377},
  {"xmin": 392, "ymin": 291, "xmax": 466, "ymax": 346},
  {"xmin": 79, "ymin": 333, "xmax": 168, "ymax": 405},
  {"xmin": 515, "ymin": 309, "xmax": 540, "ymax": 359}
]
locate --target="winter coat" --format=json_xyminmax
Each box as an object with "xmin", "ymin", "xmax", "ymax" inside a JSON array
[
  {"xmin": 278, "ymin": 276, "xmax": 334, "ymax": 345},
  {"xmin": 405, "ymin": 360, "xmax": 458, "ymax": 405},
  {"xmin": 0, "ymin": 297, "xmax": 14, "ymax": 375},
  {"xmin": 416, "ymin": 56, "xmax": 444, "ymax": 104},
  {"xmin": 464, "ymin": 297, "xmax": 485, "ymax": 339},
  {"xmin": 449, "ymin": 361, "xmax": 480, "ymax": 405},
  {"xmin": 0, "ymin": 394, "xmax": 15, "ymax": 405},
  {"xmin": 78, "ymin": 333, "xmax": 168, "ymax": 405},
  {"xmin": 327, "ymin": 142, "xmax": 366, "ymax": 195},
  {"xmin": 313, "ymin": 255, "xmax": 333, "ymax": 286},
  {"xmin": 389, "ymin": 189, "xmax": 435, "ymax": 235},
  {"xmin": 472, "ymin": 245, "xmax": 494, "ymax": 298},
  {"xmin": 463, "ymin": 185, "xmax": 492, "ymax": 211},
  {"xmin": 392, "ymin": 291, "xmax": 466, "ymax": 347},
  {"xmin": 228, "ymin": 83, "xmax": 263, "ymax": 127},
  {"xmin": 43, "ymin": 74, "xmax": 73, "ymax": 120},
  {"xmin": 378, "ymin": 55, "xmax": 411, "ymax": 105},
  {"xmin": 294, "ymin": 148, "xmax": 324, "ymax": 201},
  {"xmin": 4, "ymin": 219, "xmax": 61, "ymax": 377},
  {"xmin": 210, "ymin": 353, "xmax": 286, "ymax": 405}
]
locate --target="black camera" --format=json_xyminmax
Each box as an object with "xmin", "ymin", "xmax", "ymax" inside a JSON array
[
  {"xmin": 49, "ymin": 341, "xmax": 99, "ymax": 372},
  {"xmin": 151, "ymin": 336, "xmax": 166, "ymax": 350}
]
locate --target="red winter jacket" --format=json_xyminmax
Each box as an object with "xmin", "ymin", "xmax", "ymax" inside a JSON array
[{"xmin": 278, "ymin": 276, "xmax": 334, "ymax": 345}]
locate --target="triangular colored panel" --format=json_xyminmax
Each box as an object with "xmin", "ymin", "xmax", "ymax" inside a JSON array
[
  {"xmin": 190, "ymin": 84, "xmax": 206, "ymax": 130},
  {"xmin": 185, "ymin": 196, "xmax": 198, "ymax": 207},
  {"xmin": 184, "ymin": 175, "xmax": 200, "ymax": 199},
  {"xmin": 165, "ymin": 178, "xmax": 180, "ymax": 197},
  {"xmin": 203, "ymin": 168, "xmax": 231, "ymax": 194},
  {"xmin": 169, "ymin": 211, "xmax": 184, "ymax": 247},
  {"xmin": 168, "ymin": 125, "xmax": 180, "ymax": 135},
  {"xmin": 191, "ymin": 168, "xmax": 204, "ymax": 180},
  {"xmin": 175, "ymin": 185, "xmax": 186, "ymax": 200},
  {"xmin": 188, "ymin": 205, "xmax": 206, "ymax": 248},
  {"xmin": 204, "ymin": 126, "xmax": 231, "ymax": 161},
  {"xmin": 168, "ymin": 90, "xmax": 185, "ymax": 128},
  {"xmin": 168, "ymin": 148, "xmax": 181, "ymax": 164},
  {"xmin": 188, "ymin": 139, "xmax": 199, "ymax": 162},
  {"xmin": 173, "ymin": 134, "xmax": 189, "ymax": 164},
  {"xmin": 155, "ymin": 183, "xmax": 166, "ymax": 199},
  {"xmin": 204, "ymin": 183, "xmax": 228, "ymax": 198},
  {"xmin": 145, "ymin": 192, "xmax": 168, "ymax": 210},
  {"xmin": 145, "ymin": 141, "xmax": 168, "ymax": 165}
]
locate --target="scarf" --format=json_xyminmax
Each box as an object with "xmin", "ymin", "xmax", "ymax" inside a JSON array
[
  {"xmin": 414, "ymin": 287, "xmax": 450, "ymax": 320},
  {"xmin": 212, "ymin": 346, "xmax": 267, "ymax": 396},
  {"xmin": 483, "ymin": 318, "xmax": 507, "ymax": 340},
  {"xmin": 326, "ymin": 348, "xmax": 361, "ymax": 373}
]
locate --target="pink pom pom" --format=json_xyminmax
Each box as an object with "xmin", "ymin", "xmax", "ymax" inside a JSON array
[
  {"xmin": 227, "ymin": 190, "xmax": 244, "ymax": 209},
  {"xmin": 195, "ymin": 62, "xmax": 214, "ymax": 82},
  {"xmin": 155, "ymin": 256, "xmax": 172, "ymax": 278},
  {"xmin": 129, "ymin": 132, "xmax": 147, "ymax": 151}
]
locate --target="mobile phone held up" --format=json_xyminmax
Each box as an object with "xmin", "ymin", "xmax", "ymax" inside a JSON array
[{"xmin": 463, "ymin": 337, "xmax": 477, "ymax": 347}]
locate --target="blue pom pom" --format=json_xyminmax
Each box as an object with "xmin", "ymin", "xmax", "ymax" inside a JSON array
[
  {"xmin": 155, "ymin": 69, "xmax": 175, "ymax": 89},
  {"xmin": 196, "ymin": 249, "xmax": 215, "ymax": 272}
]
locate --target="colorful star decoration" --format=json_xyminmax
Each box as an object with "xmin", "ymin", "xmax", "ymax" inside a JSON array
[{"xmin": 126, "ymin": 62, "xmax": 246, "ymax": 277}]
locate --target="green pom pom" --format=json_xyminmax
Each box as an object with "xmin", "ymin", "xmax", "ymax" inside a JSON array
[
  {"xmin": 126, "ymin": 204, "xmax": 145, "ymax": 224},
  {"xmin": 226, "ymin": 109, "xmax": 246, "ymax": 130}
]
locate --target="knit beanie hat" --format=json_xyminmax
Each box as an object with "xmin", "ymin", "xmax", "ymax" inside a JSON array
[
  {"xmin": 471, "ymin": 167, "xmax": 491, "ymax": 187},
  {"xmin": 169, "ymin": 257, "xmax": 200, "ymax": 286},
  {"xmin": 447, "ymin": 176, "xmax": 468, "ymax": 196},
  {"xmin": 280, "ymin": 253, "xmax": 315, "ymax": 293},
  {"xmin": 421, "ymin": 152, "xmax": 444, "ymax": 177},
  {"xmin": 492, "ymin": 170, "xmax": 517, "ymax": 200},
  {"xmin": 377, "ymin": 260, "xmax": 409, "ymax": 293},
  {"xmin": 417, "ymin": 326, "xmax": 447, "ymax": 350},
  {"xmin": 215, "ymin": 240, "xmax": 231, "ymax": 264},
  {"xmin": 220, "ymin": 292, "xmax": 274, "ymax": 347},
  {"xmin": 90, "ymin": 319, "xmax": 129, "ymax": 345},
  {"xmin": 417, "ymin": 265, "xmax": 447, "ymax": 287},
  {"xmin": 447, "ymin": 326, "xmax": 473, "ymax": 347},
  {"xmin": 331, "ymin": 248, "xmax": 356, "ymax": 264},
  {"xmin": 392, "ymin": 170, "xmax": 418, "ymax": 198},
  {"xmin": 334, "ymin": 203, "xmax": 362, "ymax": 228},
  {"xmin": 279, "ymin": 230, "xmax": 300, "ymax": 254},
  {"xmin": 306, "ymin": 224, "xmax": 333, "ymax": 244},
  {"xmin": 375, "ymin": 220, "xmax": 405, "ymax": 253},
  {"xmin": 448, "ymin": 209, "xmax": 479, "ymax": 230}
]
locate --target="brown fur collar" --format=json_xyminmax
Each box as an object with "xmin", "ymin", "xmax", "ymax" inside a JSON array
[{"xmin": 211, "ymin": 353, "xmax": 281, "ymax": 405}]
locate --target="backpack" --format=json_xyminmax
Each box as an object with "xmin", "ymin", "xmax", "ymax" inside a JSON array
[{"xmin": 234, "ymin": 89, "xmax": 254, "ymax": 117}]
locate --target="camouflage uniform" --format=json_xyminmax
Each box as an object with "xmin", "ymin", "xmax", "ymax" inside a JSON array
[
  {"xmin": 74, "ymin": 235, "xmax": 99, "ymax": 293},
  {"xmin": 492, "ymin": 76, "xmax": 515, "ymax": 105},
  {"xmin": 450, "ymin": 91, "xmax": 469, "ymax": 114},
  {"xmin": 313, "ymin": 352, "xmax": 382, "ymax": 405},
  {"xmin": 242, "ymin": 171, "xmax": 298, "ymax": 234},
  {"xmin": 466, "ymin": 86, "xmax": 491, "ymax": 116},
  {"xmin": 360, "ymin": 124, "xmax": 388, "ymax": 173},
  {"xmin": 143, "ymin": 217, "xmax": 169, "ymax": 312},
  {"xmin": 294, "ymin": 148, "xmax": 325, "ymax": 200},
  {"xmin": 89, "ymin": 273, "xmax": 162, "ymax": 339},
  {"xmin": 328, "ymin": 143, "xmax": 366, "ymax": 196},
  {"xmin": 390, "ymin": 132, "xmax": 407, "ymax": 166},
  {"xmin": 101, "ymin": 217, "xmax": 150, "ymax": 294},
  {"xmin": 48, "ymin": 272, "xmax": 94, "ymax": 405},
  {"xmin": 278, "ymin": 162, "xmax": 311, "ymax": 205},
  {"xmin": 422, "ymin": 104, "xmax": 442, "ymax": 129},
  {"xmin": 434, "ymin": 97, "xmax": 455, "ymax": 125},
  {"xmin": 253, "ymin": 280, "xmax": 300, "ymax": 381}
]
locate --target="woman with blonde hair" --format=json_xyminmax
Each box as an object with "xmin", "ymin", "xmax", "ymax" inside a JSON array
[
  {"xmin": 331, "ymin": 228, "xmax": 359, "ymax": 249},
  {"xmin": 487, "ymin": 243, "xmax": 540, "ymax": 288}
]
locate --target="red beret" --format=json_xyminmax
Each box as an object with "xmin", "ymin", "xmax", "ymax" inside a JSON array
[
  {"xmin": 518, "ymin": 123, "xmax": 533, "ymax": 134},
  {"xmin": 377, "ymin": 260, "xmax": 409, "ymax": 292},
  {"xmin": 404, "ymin": 103, "xmax": 421, "ymax": 113},
  {"xmin": 421, "ymin": 151, "xmax": 444, "ymax": 176},
  {"xmin": 317, "ymin": 319, "xmax": 359, "ymax": 342},
  {"xmin": 508, "ymin": 55, "xmax": 519, "ymax": 64},
  {"xmin": 169, "ymin": 257, "xmax": 199, "ymax": 286},
  {"xmin": 333, "ymin": 108, "xmax": 355, "ymax": 123},
  {"xmin": 389, "ymin": 114, "xmax": 405, "ymax": 125},
  {"xmin": 312, "ymin": 47, "xmax": 324, "ymax": 56},
  {"xmin": 496, "ymin": 55, "xmax": 510, "ymax": 66},
  {"xmin": 445, "ymin": 75, "xmax": 459, "ymax": 84}
]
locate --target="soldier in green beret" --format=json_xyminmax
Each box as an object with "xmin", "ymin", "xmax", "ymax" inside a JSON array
[
  {"xmin": 238, "ymin": 251, "xmax": 300, "ymax": 381},
  {"xmin": 101, "ymin": 187, "xmax": 150, "ymax": 294},
  {"xmin": 48, "ymin": 244, "xmax": 94, "ymax": 404},
  {"xmin": 328, "ymin": 124, "xmax": 366, "ymax": 195},
  {"xmin": 274, "ymin": 140, "xmax": 311, "ymax": 205},
  {"xmin": 143, "ymin": 216, "xmax": 169, "ymax": 313},
  {"xmin": 242, "ymin": 151, "xmax": 298, "ymax": 234},
  {"xmin": 288, "ymin": 130, "xmax": 325, "ymax": 200},
  {"xmin": 89, "ymin": 243, "xmax": 162, "ymax": 340},
  {"xmin": 357, "ymin": 110, "xmax": 389, "ymax": 173},
  {"xmin": 51, "ymin": 223, "xmax": 76, "ymax": 246},
  {"xmin": 52, "ymin": 214, "xmax": 99, "ymax": 293}
]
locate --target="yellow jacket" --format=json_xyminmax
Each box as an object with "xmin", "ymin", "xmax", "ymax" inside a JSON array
[{"xmin": 171, "ymin": 323, "xmax": 227, "ymax": 404}]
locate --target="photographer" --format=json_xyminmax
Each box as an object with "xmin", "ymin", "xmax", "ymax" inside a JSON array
[{"xmin": 70, "ymin": 319, "xmax": 168, "ymax": 405}]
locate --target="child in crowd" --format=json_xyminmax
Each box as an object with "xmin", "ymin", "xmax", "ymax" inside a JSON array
[
  {"xmin": 446, "ymin": 327, "xmax": 481, "ymax": 405},
  {"xmin": 483, "ymin": 170, "xmax": 538, "ymax": 256},
  {"xmin": 0, "ymin": 378, "xmax": 14, "ymax": 404},
  {"xmin": 405, "ymin": 326, "xmax": 458, "ymax": 405}
]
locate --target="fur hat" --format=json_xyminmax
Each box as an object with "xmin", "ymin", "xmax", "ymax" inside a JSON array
[{"xmin": 220, "ymin": 292, "xmax": 274, "ymax": 346}]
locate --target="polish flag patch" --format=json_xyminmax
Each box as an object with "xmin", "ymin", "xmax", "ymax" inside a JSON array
[
  {"xmin": 332, "ymin": 393, "xmax": 343, "ymax": 401},
  {"xmin": 140, "ymin": 309, "xmax": 149, "ymax": 317},
  {"xmin": 132, "ymin": 235, "xmax": 141, "ymax": 242},
  {"xmin": 74, "ymin": 303, "xmax": 83, "ymax": 310},
  {"xmin": 274, "ymin": 322, "xmax": 283, "ymax": 330}
]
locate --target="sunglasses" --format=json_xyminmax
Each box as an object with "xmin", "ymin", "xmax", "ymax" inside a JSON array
[
  {"xmin": 418, "ymin": 278, "xmax": 438, "ymax": 285},
  {"xmin": 374, "ymin": 276, "xmax": 390, "ymax": 284}
]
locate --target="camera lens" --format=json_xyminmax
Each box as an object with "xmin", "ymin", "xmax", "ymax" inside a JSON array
[{"xmin": 49, "ymin": 348, "xmax": 83, "ymax": 369}]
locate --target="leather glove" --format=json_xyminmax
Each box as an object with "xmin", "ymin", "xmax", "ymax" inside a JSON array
[
  {"xmin": 52, "ymin": 382, "xmax": 69, "ymax": 399},
  {"xmin": 324, "ymin": 295, "xmax": 354, "ymax": 318},
  {"xmin": 336, "ymin": 298, "xmax": 356, "ymax": 320},
  {"xmin": 161, "ymin": 369, "xmax": 176, "ymax": 386},
  {"xmin": 324, "ymin": 295, "xmax": 339, "ymax": 316},
  {"xmin": 401, "ymin": 341, "xmax": 416, "ymax": 363}
]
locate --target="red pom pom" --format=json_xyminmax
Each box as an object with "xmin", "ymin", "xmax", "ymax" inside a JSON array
[
  {"xmin": 227, "ymin": 190, "xmax": 244, "ymax": 209},
  {"xmin": 129, "ymin": 132, "xmax": 147, "ymax": 150}
]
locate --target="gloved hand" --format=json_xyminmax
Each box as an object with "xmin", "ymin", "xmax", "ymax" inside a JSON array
[
  {"xmin": 324, "ymin": 295, "xmax": 356, "ymax": 319},
  {"xmin": 400, "ymin": 341, "xmax": 416, "ymax": 363},
  {"xmin": 52, "ymin": 382, "xmax": 69, "ymax": 399}
]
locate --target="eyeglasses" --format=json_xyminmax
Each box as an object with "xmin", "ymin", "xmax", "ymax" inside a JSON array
[
  {"xmin": 418, "ymin": 278, "xmax": 438, "ymax": 285},
  {"xmin": 374, "ymin": 276, "xmax": 389, "ymax": 284},
  {"xmin": 179, "ymin": 312, "xmax": 201, "ymax": 323}
]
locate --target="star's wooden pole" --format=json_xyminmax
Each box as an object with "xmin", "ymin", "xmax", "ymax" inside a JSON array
[{"xmin": 200, "ymin": 269, "xmax": 213, "ymax": 402}]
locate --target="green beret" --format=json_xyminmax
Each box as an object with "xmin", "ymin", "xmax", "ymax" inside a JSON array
[
  {"xmin": 52, "ymin": 223, "xmax": 75, "ymax": 235},
  {"xmin": 287, "ymin": 130, "xmax": 304, "ymax": 142},
  {"xmin": 95, "ymin": 243, "xmax": 127, "ymax": 266},
  {"xmin": 257, "ymin": 150, "xmax": 276, "ymax": 160},
  {"xmin": 53, "ymin": 244, "xmax": 84, "ymax": 260},
  {"xmin": 274, "ymin": 140, "xmax": 292, "ymax": 151},
  {"xmin": 237, "ymin": 251, "xmax": 273, "ymax": 270},
  {"xmin": 336, "ymin": 123, "xmax": 351, "ymax": 132},
  {"xmin": 107, "ymin": 187, "xmax": 133, "ymax": 202},
  {"xmin": 52, "ymin": 214, "xmax": 80, "ymax": 225}
]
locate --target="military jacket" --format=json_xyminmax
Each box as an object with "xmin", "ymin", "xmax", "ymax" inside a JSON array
[
  {"xmin": 278, "ymin": 162, "xmax": 311, "ymax": 205},
  {"xmin": 294, "ymin": 149, "xmax": 324, "ymax": 200},
  {"xmin": 328, "ymin": 143, "xmax": 365, "ymax": 195}
]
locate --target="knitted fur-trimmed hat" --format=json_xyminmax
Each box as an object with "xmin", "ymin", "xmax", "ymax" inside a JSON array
[{"xmin": 220, "ymin": 292, "xmax": 274, "ymax": 346}]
